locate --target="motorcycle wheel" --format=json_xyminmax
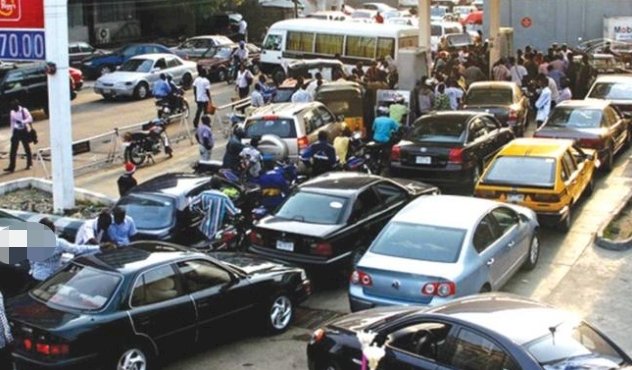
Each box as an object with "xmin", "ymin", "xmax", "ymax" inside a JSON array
[{"xmin": 124, "ymin": 143, "xmax": 147, "ymax": 166}]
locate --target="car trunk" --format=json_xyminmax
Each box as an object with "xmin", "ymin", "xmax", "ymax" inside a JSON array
[
  {"xmin": 463, "ymin": 105, "xmax": 510, "ymax": 124},
  {"xmin": 254, "ymin": 220, "xmax": 342, "ymax": 257},
  {"xmin": 398, "ymin": 141, "xmax": 460, "ymax": 168}
]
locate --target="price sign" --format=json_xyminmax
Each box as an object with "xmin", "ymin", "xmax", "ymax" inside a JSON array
[{"xmin": 0, "ymin": 0, "xmax": 45, "ymax": 61}]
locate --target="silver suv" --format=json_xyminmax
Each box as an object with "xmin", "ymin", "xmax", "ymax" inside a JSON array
[{"xmin": 243, "ymin": 102, "xmax": 345, "ymax": 162}]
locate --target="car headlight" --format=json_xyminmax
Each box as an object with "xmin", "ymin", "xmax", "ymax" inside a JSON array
[{"xmin": 83, "ymin": 61, "xmax": 92, "ymax": 66}]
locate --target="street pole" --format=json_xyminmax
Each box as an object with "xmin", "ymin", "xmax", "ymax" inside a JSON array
[
  {"xmin": 44, "ymin": 0, "xmax": 75, "ymax": 213},
  {"xmin": 488, "ymin": 0, "xmax": 501, "ymax": 75},
  {"xmin": 418, "ymin": 0, "xmax": 431, "ymax": 76}
]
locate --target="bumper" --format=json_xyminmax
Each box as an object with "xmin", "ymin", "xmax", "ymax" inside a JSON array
[
  {"xmin": 13, "ymin": 352, "xmax": 99, "ymax": 370},
  {"xmin": 249, "ymin": 245, "xmax": 351, "ymax": 267},
  {"xmin": 535, "ymin": 205, "xmax": 570, "ymax": 225},
  {"xmin": 390, "ymin": 162, "xmax": 472, "ymax": 186},
  {"xmin": 94, "ymin": 86, "xmax": 134, "ymax": 97},
  {"xmin": 348, "ymin": 286, "xmax": 450, "ymax": 312}
]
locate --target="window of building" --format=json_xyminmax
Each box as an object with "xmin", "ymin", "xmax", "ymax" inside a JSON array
[
  {"xmin": 96, "ymin": 1, "xmax": 136, "ymax": 23},
  {"xmin": 287, "ymin": 32, "xmax": 315, "ymax": 53}
]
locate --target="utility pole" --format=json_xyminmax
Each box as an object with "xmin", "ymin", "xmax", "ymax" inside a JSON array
[
  {"xmin": 45, "ymin": 0, "xmax": 75, "ymax": 213},
  {"xmin": 418, "ymin": 0, "xmax": 431, "ymax": 76},
  {"xmin": 488, "ymin": 0, "xmax": 501, "ymax": 74}
]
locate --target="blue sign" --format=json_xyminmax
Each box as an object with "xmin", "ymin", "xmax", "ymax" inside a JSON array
[{"xmin": 0, "ymin": 29, "xmax": 45, "ymax": 60}]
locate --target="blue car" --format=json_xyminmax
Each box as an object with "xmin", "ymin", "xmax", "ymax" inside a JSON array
[
  {"xmin": 81, "ymin": 43, "xmax": 174, "ymax": 79},
  {"xmin": 349, "ymin": 195, "xmax": 540, "ymax": 312}
]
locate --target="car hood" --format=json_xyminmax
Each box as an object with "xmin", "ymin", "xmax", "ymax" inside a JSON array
[
  {"xmin": 257, "ymin": 217, "xmax": 343, "ymax": 238},
  {"xmin": 210, "ymin": 252, "xmax": 296, "ymax": 275},
  {"xmin": 390, "ymin": 178, "xmax": 439, "ymax": 196},
  {"xmin": 359, "ymin": 251, "xmax": 463, "ymax": 279},
  {"xmin": 198, "ymin": 57, "xmax": 228, "ymax": 67},
  {"xmin": 97, "ymin": 71, "xmax": 144, "ymax": 84},
  {"xmin": 7, "ymin": 294, "xmax": 86, "ymax": 331},
  {"xmin": 329, "ymin": 305, "xmax": 420, "ymax": 332},
  {"xmin": 536, "ymin": 127, "xmax": 606, "ymax": 140}
]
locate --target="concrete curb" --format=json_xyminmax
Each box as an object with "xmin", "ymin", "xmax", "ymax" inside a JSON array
[
  {"xmin": 595, "ymin": 191, "xmax": 632, "ymax": 251},
  {"xmin": 0, "ymin": 177, "xmax": 115, "ymax": 206}
]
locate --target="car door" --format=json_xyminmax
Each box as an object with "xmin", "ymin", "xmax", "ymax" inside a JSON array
[
  {"xmin": 129, "ymin": 264, "xmax": 197, "ymax": 353},
  {"xmin": 472, "ymin": 214, "xmax": 512, "ymax": 289},
  {"xmin": 447, "ymin": 327, "xmax": 522, "ymax": 370},
  {"xmin": 605, "ymin": 106, "xmax": 626, "ymax": 151},
  {"xmin": 345, "ymin": 187, "xmax": 386, "ymax": 249},
  {"xmin": 261, "ymin": 32, "xmax": 284, "ymax": 66},
  {"xmin": 165, "ymin": 56, "xmax": 184, "ymax": 82},
  {"xmin": 489, "ymin": 207, "xmax": 530, "ymax": 276},
  {"xmin": 175, "ymin": 259, "xmax": 256, "ymax": 341}
]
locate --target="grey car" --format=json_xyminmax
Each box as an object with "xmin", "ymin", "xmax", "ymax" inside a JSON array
[
  {"xmin": 170, "ymin": 35, "xmax": 235, "ymax": 60},
  {"xmin": 94, "ymin": 53, "xmax": 198, "ymax": 100},
  {"xmin": 349, "ymin": 195, "xmax": 540, "ymax": 312}
]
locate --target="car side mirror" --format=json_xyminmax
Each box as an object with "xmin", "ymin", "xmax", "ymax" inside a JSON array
[
  {"xmin": 152, "ymin": 67, "xmax": 160, "ymax": 73},
  {"xmin": 337, "ymin": 114, "xmax": 345, "ymax": 122}
]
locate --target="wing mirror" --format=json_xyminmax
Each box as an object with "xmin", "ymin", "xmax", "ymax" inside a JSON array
[
  {"xmin": 337, "ymin": 114, "xmax": 345, "ymax": 122},
  {"xmin": 151, "ymin": 67, "xmax": 160, "ymax": 73}
]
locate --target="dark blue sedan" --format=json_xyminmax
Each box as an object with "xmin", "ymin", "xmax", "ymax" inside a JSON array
[
  {"xmin": 81, "ymin": 43, "xmax": 173, "ymax": 79},
  {"xmin": 307, "ymin": 293, "xmax": 631, "ymax": 370}
]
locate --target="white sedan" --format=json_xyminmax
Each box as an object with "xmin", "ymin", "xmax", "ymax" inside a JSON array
[{"xmin": 94, "ymin": 53, "xmax": 198, "ymax": 100}]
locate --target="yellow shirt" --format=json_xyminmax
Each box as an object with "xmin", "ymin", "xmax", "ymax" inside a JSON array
[{"xmin": 333, "ymin": 137, "xmax": 350, "ymax": 164}]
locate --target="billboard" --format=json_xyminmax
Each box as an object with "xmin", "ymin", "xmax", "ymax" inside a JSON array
[{"xmin": 0, "ymin": 0, "xmax": 45, "ymax": 61}]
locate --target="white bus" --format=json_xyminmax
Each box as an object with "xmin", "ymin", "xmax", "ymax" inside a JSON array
[{"xmin": 260, "ymin": 19, "xmax": 419, "ymax": 79}]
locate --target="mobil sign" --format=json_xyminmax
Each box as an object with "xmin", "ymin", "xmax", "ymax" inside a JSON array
[
  {"xmin": 604, "ymin": 17, "xmax": 632, "ymax": 42},
  {"xmin": 0, "ymin": 0, "xmax": 45, "ymax": 60}
]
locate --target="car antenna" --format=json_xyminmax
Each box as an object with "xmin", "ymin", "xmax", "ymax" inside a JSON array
[{"xmin": 548, "ymin": 322, "xmax": 562, "ymax": 345}]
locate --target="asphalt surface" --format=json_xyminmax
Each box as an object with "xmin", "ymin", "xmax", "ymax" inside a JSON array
[{"xmin": 2, "ymin": 83, "xmax": 632, "ymax": 369}]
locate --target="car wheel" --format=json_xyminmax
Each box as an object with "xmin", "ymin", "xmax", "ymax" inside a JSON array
[
  {"xmin": 265, "ymin": 293, "xmax": 293, "ymax": 334},
  {"xmin": 181, "ymin": 73, "xmax": 193, "ymax": 90},
  {"xmin": 217, "ymin": 69, "xmax": 227, "ymax": 82},
  {"xmin": 558, "ymin": 203, "xmax": 573, "ymax": 233},
  {"xmin": 522, "ymin": 234, "xmax": 540, "ymax": 271},
  {"xmin": 603, "ymin": 146, "xmax": 614, "ymax": 172},
  {"xmin": 585, "ymin": 175, "xmax": 595, "ymax": 196},
  {"xmin": 134, "ymin": 83, "xmax": 149, "ymax": 100},
  {"xmin": 113, "ymin": 345, "xmax": 153, "ymax": 370},
  {"xmin": 99, "ymin": 65, "xmax": 113, "ymax": 76}
]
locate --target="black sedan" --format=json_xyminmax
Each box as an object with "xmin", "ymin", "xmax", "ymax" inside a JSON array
[
  {"xmin": 390, "ymin": 112, "xmax": 514, "ymax": 190},
  {"xmin": 462, "ymin": 81, "xmax": 530, "ymax": 137},
  {"xmin": 307, "ymin": 293, "xmax": 631, "ymax": 370},
  {"xmin": 7, "ymin": 242, "xmax": 311, "ymax": 370},
  {"xmin": 249, "ymin": 172, "xmax": 438, "ymax": 270}
]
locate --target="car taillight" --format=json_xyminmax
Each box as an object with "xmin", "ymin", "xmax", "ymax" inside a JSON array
[
  {"xmin": 391, "ymin": 145, "xmax": 401, "ymax": 161},
  {"xmin": 298, "ymin": 136, "xmax": 309, "ymax": 150},
  {"xmin": 23, "ymin": 339, "xmax": 32, "ymax": 351},
  {"xmin": 531, "ymin": 193, "xmax": 560, "ymax": 202},
  {"xmin": 250, "ymin": 231, "xmax": 263, "ymax": 245},
  {"xmin": 35, "ymin": 342, "xmax": 70, "ymax": 357},
  {"xmin": 448, "ymin": 148, "xmax": 464, "ymax": 164},
  {"xmin": 475, "ymin": 189, "xmax": 498, "ymax": 199},
  {"xmin": 312, "ymin": 328, "xmax": 326, "ymax": 343},
  {"xmin": 221, "ymin": 229, "xmax": 237, "ymax": 243},
  {"xmin": 310, "ymin": 242, "xmax": 332, "ymax": 256},
  {"xmin": 350, "ymin": 270, "xmax": 372, "ymax": 286},
  {"xmin": 422, "ymin": 282, "xmax": 456, "ymax": 297},
  {"xmin": 578, "ymin": 138, "xmax": 603, "ymax": 149}
]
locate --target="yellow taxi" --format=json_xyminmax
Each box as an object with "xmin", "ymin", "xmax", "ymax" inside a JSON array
[{"xmin": 474, "ymin": 138, "xmax": 597, "ymax": 231}]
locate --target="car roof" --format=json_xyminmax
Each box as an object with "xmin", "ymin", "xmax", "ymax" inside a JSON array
[
  {"xmin": 499, "ymin": 138, "xmax": 574, "ymax": 158},
  {"xmin": 129, "ymin": 172, "xmax": 210, "ymax": 195},
  {"xmin": 594, "ymin": 74, "xmax": 632, "ymax": 83},
  {"xmin": 287, "ymin": 58, "xmax": 345, "ymax": 69},
  {"xmin": 426, "ymin": 293, "xmax": 575, "ymax": 345},
  {"xmin": 467, "ymin": 81, "xmax": 517, "ymax": 90},
  {"xmin": 556, "ymin": 99, "xmax": 610, "ymax": 109},
  {"xmin": 300, "ymin": 172, "xmax": 383, "ymax": 196},
  {"xmin": 75, "ymin": 242, "xmax": 206, "ymax": 275},
  {"xmin": 419, "ymin": 111, "xmax": 486, "ymax": 121},
  {"xmin": 393, "ymin": 195, "xmax": 495, "ymax": 228},
  {"xmin": 248, "ymin": 102, "xmax": 322, "ymax": 118},
  {"xmin": 130, "ymin": 53, "xmax": 178, "ymax": 60}
]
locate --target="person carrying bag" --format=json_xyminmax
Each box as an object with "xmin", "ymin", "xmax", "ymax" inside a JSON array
[{"xmin": 4, "ymin": 99, "xmax": 34, "ymax": 173}]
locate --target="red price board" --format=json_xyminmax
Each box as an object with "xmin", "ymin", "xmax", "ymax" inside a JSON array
[
  {"xmin": 0, "ymin": 0, "xmax": 45, "ymax": 60},
  {"xmin": 0, "ymin": 0, "xmax": 44, "ymax": 28}
]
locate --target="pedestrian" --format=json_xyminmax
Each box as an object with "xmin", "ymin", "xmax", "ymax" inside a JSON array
[
  {"xmin": 558, "ymin": 78, "xmax": 573, "ymax": 103},
  {"xmin": 117, "ymin": 162, "xmax": 137, "ymax": 197},
  {"xmin": 0, "ymin": 291, "xmax": 13, "ymax": 370},
  {"xmin": 107, "ymin": 206, "xmax": 138, "ymax": 247},
  {"xmin": 333, "ymin": 127, "xmax": 352, "ymax": 165},
  {"xmin": 538, "ymin": 55, "xmax": 550, "ymax": 75},
  {"xmin": 190, "ymin": 176, "xmax": 240, "ymax": 240},
  {"xmin": 300, "ymin": 131, "xmax": 337, "ymax": 176},
  {"xmin": 492, "ymin": 58, "xmax": 510, "ymax": 81},
  {"xmin": 223, "ymin": 127, "xmax": 246, "ymax": 170},
  {"xmin": 256, "ymin": 75, "xmax": 276, "ymax": 104},
  {"xmin": 373, "ymin": 107, "xmax": 399, "ymax": 144},
  {"xmin": 375, "ymin": 11, "xmax": 384, "ymax": 23},
  {"xmin": 33, "ymin": 218, "xmax": 112, "ymax": 281},
  {"xmin": 445, "ymin": 79, "xmax": 464, "ymax": 110},
  {"xmin": 290, "ymin": 77, "xmax": 313, "ymax": 103},
  {"xmin": 535, "ymin": 74, "xmax": 552, "ymax": 128},
  {"xmin": 523, "ymin": 53, "xmax": 539, "ymax": 82},
  {"xmin": 550, "ymin": 54, "xmax": 565, "ymax": 72},
  {"xmin": 196, "ymin": 115, "xmax": 214, "ymax": 161},
  {"xmin": 152, "ymin": 73, "xmax": 171, "ymax": 100},
  {"xmin": 4, "ymin": 99, "xmax": 33, "ymax": 173},
  {"xmin": 546, "ymin": 73, "xmax": 560, "ymax": 108},
  {"xmin": 576, "ymin": 54, "xmax": 595, "ymax": 99},
  {"xmin": 389, "ymin": 95, "xmax": 408, "ymax": 125},
  {"xmin": 547, "ymin": 64, "xmax": 565, "ymax": 90},
  {"xmin": 236, "ymin": 63, "xmax": 254, "ymax": 100},
  {"xmin": 192, "ymin": 70, "xmax": 212, "ymax": 128},
  {"xmin": 306, "ymin": 72, "xmax": 323, "ymax": 98},
  {"xmin": 509, "ymin": 57, "xmax": 528, "ymax": 87},
  {"xmin": 251, "ymin": 83, "xmax": 265, "ymax": 108},
  {"xmin": 75, "ymin": 210, "xmax": 112, "ymax": 245},
  {"xmin": 463, "ymin": 60, "xmax": 486, "ymax": 88},
  {"xmin": 240, "ymin": 136, "xmax": 263, "ymax": 179},
  {"xmin": 433, "ymin": 84, "xmax": 452, "ymax": 111},
  {"xmin": 417, "ymin": 78, "xmax": 435, "ymax": 117},
  {"xmin": 237, "ymin": 17, "xmax": 248, "ymax": 42}
]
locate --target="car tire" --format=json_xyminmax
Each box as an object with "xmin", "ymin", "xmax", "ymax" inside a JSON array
[
  {"xmin": 603, "ymin": 146, "xmax": 614, "ymax": 172},
  {"xmin": 522, "ymin": 234, "xmax": 540, "ymax": 271},
  {"xmin": 112, "ymin": 344, "xmax": 154, "ymax": 370},
  {"xmin": 134, "ymin": 82, "xmax": 149, "ymax": 100},
  {"xmin": 264, "ymin": 293, "xmax": 293, "ymax": 334},
  {"xmin": 217, "ymin": 69, "xmax": 227, "ymax": 82},
  {"xmin": 585, "ymin": 175, "xmax": 595, "ymax": 196},
  {"xmin": 99, "ymin": 65, "xmax": 113, "ymax": 76},
  {"xmin": 558, "ymin": 203, "xmax": 573, "ymax": 233},
  {"xmin": 125, "ymin": 143, "xmax": 146, "ymax": 166},
  {"xmin": 181, "ymin": 73, "xmax": 193, "ymax": 90}
]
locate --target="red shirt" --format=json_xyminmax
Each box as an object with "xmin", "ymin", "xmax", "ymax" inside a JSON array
[{"xmin": 375, "ymin": 14, "xmax": 384, "ymax": 23}]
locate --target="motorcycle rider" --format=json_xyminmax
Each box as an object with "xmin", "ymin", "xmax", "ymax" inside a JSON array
[
  {"xmin": 223, "ymin": 127, "xmax": 246, "ymax": 170},
  {"xmin": 301, "ymin": 130, "xmax": 337, "ymax": 176},
  {"xmin": 166, "ymin": 74, "xmax": 182, "ymax": 112},
  {"xmin": 372, "ymin": 106, "xmax": 400, "ymax": 167},
  {"xmin": 239, "ymin": 136, "xmax": 263, "ymax": 179},
  {"xmin": 256, "ymin": 161, "xmax": 290, "ymax": 210},
  {"xmin": 152, "ymin": 73, "xmax": 171, "ymax": 102}
]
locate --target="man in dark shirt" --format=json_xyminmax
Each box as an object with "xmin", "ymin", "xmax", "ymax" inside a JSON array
[
  {"xmin": 117, "ymin": 162, "xmax": 137, "ymax": 197},
  {"xmin": 222, "ymin": 127, "xmax": 246, "ymax": 170},
  {"xmin": 300, "ymin": 131, "xmax": 336, "ymax": 176}
]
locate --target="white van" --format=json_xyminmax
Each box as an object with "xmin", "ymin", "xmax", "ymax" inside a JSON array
[
  {"xmin": 431, "ymin": 21, "xmax": 463, "ymax": 51},
  {"xmin": 260, "ymin": 19, "xmax": 418, "ymax": 79}
]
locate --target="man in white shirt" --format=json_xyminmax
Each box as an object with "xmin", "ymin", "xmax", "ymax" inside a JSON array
[
  {"xmin": 535, "ymin": 75, "xmax": 552, "ymax": 128},
  {"xmin": 445, "ymin": 80, "xmax": 464, "ymax": 110},
  {"xmin": 192, "ymin": 71, "xmax": 212, "ymax": 128},
  {"xmin": 291, "ymin": 77, "xmax": 313, "ymax": 103},
  {"xmin": 306, "ymin": 72, "xmax": 324, "ymax": 98},
  {"xmin": 547, "ymin": 75, "xmax": 560, "ymax": 106},
  {"xmin": 75, "ymin": 210, "xmax": 112, "ymax": 245},
  {"xmin": 509, "ymin": 57, "xmax": 528, "ymax": 87},
  {"xmin": 5, "ymin": 99, "xmax": 34, "ymax": 172},
  {"xmin": 238, "ymin": 18, "xmax": 248, "ymax": 42}
]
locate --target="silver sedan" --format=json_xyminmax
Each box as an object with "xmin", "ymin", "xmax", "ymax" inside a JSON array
[
  {"xmin": 94, "ymin": 53, "xmax": 198, "ymax": 100},
  {"xmin": 349, "ymin": 195, "xmax": 540, "ymax": 312}
]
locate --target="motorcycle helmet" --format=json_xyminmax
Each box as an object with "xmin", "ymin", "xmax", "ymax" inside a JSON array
[
  {"xmin": 377, "ymin": 106, "xmax": 389, "ymax": 116},
  {"xmin": 233, "ymin": 126, "xmax": 245, "ymax": 139}
]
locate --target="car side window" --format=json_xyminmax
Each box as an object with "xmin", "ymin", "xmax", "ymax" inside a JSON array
[
  {"xmin": 131, "ymin": 265, "xmax": 184, "ymax": 306},
  {"xmin": 3, "ymin": 70, "xmax": 24, "ymax": 90},
  {"xmin": 373, "ymin": 182, "xmax": 407, "ymax": 206},
  {"xmin": 81, "ymin": 44, "xmax": 94, "ymax": 53},
  {"xmin": 304, "ymin": 109, "xmax": 324, "ymax": 134},
  {"xmin": 450, "ymin": 328, "xmax": 514, "ymax": 370},
  {"xmin": 122, "ymin": 46, "xmax": 136, "ymax": 57},
  {"xmin": 387, "ymin": 322, "xmax": 453, "ymax": 363},
  {"xmin": 350, "ymin": 189, "xmax": 381, "ymax": 221},
  {"xmin": 176, "ymin": 259, "xmax": 232, "ymax": 293},
  {"xmin": 490, "ymin": 207, "xmax": 519, "ymax": 235},
  {"xmin": 166, "ymin": 57, "xmax": 181, "ymax": 68},
  {"xmin": 154, "ymin": 58, "xmax": 167, "ymax": 70},
  {"xmin": 468, "ymin": 119, "xmax": 487, "ymax": 142},
  {"xmin": 562, "ymin": 151, "xmax": 577, "ymax": 175},
  {"xmin": 560, "ymin": 159, "xmax": 570, "ymax": 182},
  {"xmin": 317, "ymin": 107, "xmax": 335, "ymax": 125},
  {"xmin": 473, "ymin": 215, "xmax": 498, "ymax": 253}
]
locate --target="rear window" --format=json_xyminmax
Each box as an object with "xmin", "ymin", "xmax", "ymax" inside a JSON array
[
  {"xmin": 588, "ymin": 82, "xmax": 632, "ymax": 101},
  {"xmin": 408, "ymin": 116, "xmax": 467, "ymax": 143},
  {"xmin": 275, "ymin": 191, "xmax": 348, "ymax": 225},
  {"xmin": 465, "ymin": 89, "xmax": 513, "ymax": 105},
  {"xmin": 546, "ymin": 108, "xmax": 602, "ymax": 128},
  {"xmin": 370, "ymin": 222, "xmax": 465, "ymax": 263},
  {"xmin": 118, "ymin": 194, "xmax": 175, "ymax": 230},
  {"xmin": 482, "ymin": 156, "xmax": 557, "ymax": 188},
  {"xmin": 245, "ymin": 118, "xmax": 297, "ymax": 138},
  {"xmin": 32, "ymin": 264, "xmax": 121, "ymax": 311}
]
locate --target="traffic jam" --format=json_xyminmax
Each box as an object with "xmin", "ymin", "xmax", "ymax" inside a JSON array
[{"xmin": 1, "ymin": 0, "xmax": 632, "ymax": 369}]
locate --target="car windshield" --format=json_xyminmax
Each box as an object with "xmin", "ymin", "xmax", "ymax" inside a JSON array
[
  {"xmin": 352, "ymin": 11, "xmax": 373, "ymax": 18},
  {"xmin": 588, "ymin": 82, "xmax": 632, "ymax": 101},
  {"xmin": 465, "ymin": 89, "xmax": 513, "ymax": 105},
  {"xmin": 370, "ymin": 222, "xmax": 465, "ymax": 263},
  {"xmin": 117, "ymin": 194, "xmax": 175, "ymax": 230},
  {"xmin": 525, "ymin": 321, "xmax": 625, "ymax": 369},
  {"xmin": 546, "ymin": 108, "xmax": 603, "ymax": 128},
  {"xmin": 482, "ymin": 156, "xmax": 557, "ymax": 188},
  {"xmin": 31, "ymin": 264, "xmax": 121, "ymax": 311},
  {"xmin": 245, "ymin": 118, "xmax": 297, "ymax": 138},
  {"xmin": 119, "ymin": 59, "xmax": 153, "ymax": 73},
  {"xmin": 408, "ymin": 116, "xmax": 467, "ymax": 143},
  {"xmin": 431, "ymin": 7, "xmax": 446, "ymax": 16},
  {"xmin": 275, "ymin": 191, "xmax": 348, "ymax": 225}
]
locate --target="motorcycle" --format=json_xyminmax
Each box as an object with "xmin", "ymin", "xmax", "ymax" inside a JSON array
[
  {"xmin": 123, "ymin": 118, "xmax": 173, "ymax": 166},
  {"xmin": 156, "ymin": 87, "xmax": 190, "ymax": 120},
  {"xmin": 222, "ymin": 111, "xmax": 245, "ymax": 138},
  {"xmin": 210, "ymin": 214, "xmax": 251, "ymax": 251}
]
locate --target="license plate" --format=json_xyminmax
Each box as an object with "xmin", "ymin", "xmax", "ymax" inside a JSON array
[
  {"xmin": 102, "ymin": 89, "xmax": 111, "ymax": 94},
  {"xmin": 416, "ymin": 156, "xmax": 431, "ymax": 165},
  {"xmin": 507, "ymin": 193, "xmax": 524, "ymax": 203},
  {"xmin": 276, "ymin": 240, "xmax": 294, "ymax": 252}
]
